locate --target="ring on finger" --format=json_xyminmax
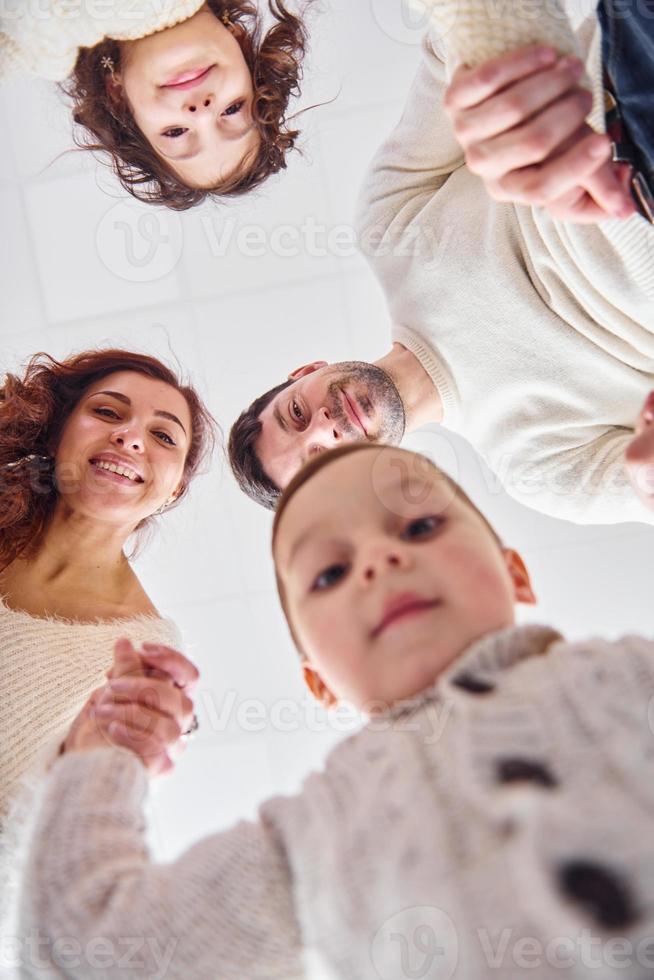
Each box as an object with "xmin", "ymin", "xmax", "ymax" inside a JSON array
[{"xmin": 182, "ymin": 714, "xmax": 199, "ymax": 738}]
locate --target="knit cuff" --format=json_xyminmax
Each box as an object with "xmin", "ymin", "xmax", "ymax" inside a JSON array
[
  {"xmin": 47, "ymin": 746, "xmax": 148, "ymax": 816},
  {"xmin": 423, "ymin": 0, "xmax": 580, "ymax": 68}
]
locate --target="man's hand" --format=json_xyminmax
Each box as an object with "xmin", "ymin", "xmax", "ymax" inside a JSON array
[
  {"xmin": 62, "ymin": 638, "xmax": 198, "ymax": 776},
  {"xmin": 443, "ymin": 45, "xmax": 636, "ymax": 222},
  {"xmin": 625, "ymin": 392, "xmax": 654, "ymax": 513}
]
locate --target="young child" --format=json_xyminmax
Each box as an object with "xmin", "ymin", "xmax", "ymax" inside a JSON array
[
  {"xmin": 0, "ymin": 1, "xmax": 310, "ymax": 210},
  {"xmin": 16, "ymin": 444, "xmax": 654, "ymax": 978}
]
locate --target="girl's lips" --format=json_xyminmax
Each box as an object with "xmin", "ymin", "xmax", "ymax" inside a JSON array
[{"xmin": 162, "ymin": 65, "xmax": 214, "ymax": 90}]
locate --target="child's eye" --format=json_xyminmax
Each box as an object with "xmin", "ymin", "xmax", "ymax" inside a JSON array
[
  {"xmin": 222, "ymin": 101, "xmax": 244, "ymax": 117},
  {"xmin": 162, "ymin": 127, "xmax": 188, "ymax": 139},
  {"xmin": 401, "ymin": 516, "xmax": 443, "ymax": 540},
  {"xmin": 94, "ymin": 407, "xmax": 120, "ymax": 420},
  {"xmin": 311, "ymin": 563, "xmax": 348, "ymax": 592}
]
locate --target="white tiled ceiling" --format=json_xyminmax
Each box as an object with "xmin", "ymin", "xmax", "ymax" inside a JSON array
[{"xmin": 2, "ymin": 0, "xmax": 653, "ymax": 870}]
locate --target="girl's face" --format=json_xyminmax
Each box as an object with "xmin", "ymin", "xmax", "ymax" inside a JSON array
[
  {"xmin": 53, "ymin": 371, "xmax": 192, "ymax": 528},
  {"xmin": 275, "ymin": 448, "xmax": 535, "ymax": 712},
  {"xmin": 118, "ymin": 6, "xmax": 260, "ymax": 187}
]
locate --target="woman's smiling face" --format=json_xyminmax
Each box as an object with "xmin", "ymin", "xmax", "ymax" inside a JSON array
[
  {"xmin": 117, "ymin": 7, "xmax": 260, "ymax": 187},
  {"xmin": 53, "ymin": 371, "xmax": 192, "ymax": 527},
  {"xmin": 275, "ymin": 447, "xmax": 535, "ymax": 712}
]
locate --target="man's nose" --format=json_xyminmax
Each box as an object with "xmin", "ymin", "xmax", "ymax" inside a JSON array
[{"xmin": 310, "ymin": 407, "xmax": 341, "ymax": 445}]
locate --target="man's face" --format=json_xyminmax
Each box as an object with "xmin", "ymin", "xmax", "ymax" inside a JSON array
[{"xmin": 256, "ymin": 361, "xmax": 406, "ymax": 490}]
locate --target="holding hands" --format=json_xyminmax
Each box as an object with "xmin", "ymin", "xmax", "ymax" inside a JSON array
[
  {"xmin": 62, "ymin": 638, "xmax": 199, "ymax": 776},
  {"xmin": 625, "ymin": 392, "xmax": 654, "ymax": 513},
  {"xmin": 444, "ymin": 45, "xmax": 636, "ymax": 222}
]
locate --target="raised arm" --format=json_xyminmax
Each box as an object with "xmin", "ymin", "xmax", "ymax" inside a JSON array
[
  {"xmin": 425, "ymin": 0, "xmax": 636, "ymax": 222},
  {"xmin": 18, "ymin": 748, "xmax": 303, "ymax": 979},
  {"xmin": 355, "ymin": 30, "xmax": 465, "ymax": 250},
  {"xmin": 500, "ymin": 425, "xmax": 654, "ymax": 526}
]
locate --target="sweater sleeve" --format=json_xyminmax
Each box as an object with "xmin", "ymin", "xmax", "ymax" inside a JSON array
[
  {"xmin": 354, "ymin": 30, "xmax": 465, "ymax": 256},
  {"xmin": 18, "ymin": 748, "xmax": 304, "ymax": 979},
  {"xmin": 420, "ymin": 0, "xmax": 580, "ymax": 69},
  {"xmin": 550, "ymin": 634, "xmax": 654, "ymax": 786},
  {"xmin": 497, "ymin": 427, "xmax": 654, "ymax": 526}
]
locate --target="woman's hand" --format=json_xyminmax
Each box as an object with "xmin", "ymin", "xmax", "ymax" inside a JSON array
[
  {"xmin": 62, "ymin": 638, "xmax": 199, "ymax": 776},
  {"xmin": 443, "ymin": 45, "xmax": 636, "ymax": 222},
  {"xmin": 625, "ymin": 392, "xmax": 654, "ymax": 513}
]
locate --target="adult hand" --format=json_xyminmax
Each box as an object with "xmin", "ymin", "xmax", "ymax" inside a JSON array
[
  {"xmin": 62, "ymin": 638, "xmax": 199, "ymax": 776},
  {"xmin": 443, "ymin": 45, "xmax": 637, "ymax": 222},
  {"xmin": 625, "ymin": 392, "xmax": 654, "ymax": 513}
]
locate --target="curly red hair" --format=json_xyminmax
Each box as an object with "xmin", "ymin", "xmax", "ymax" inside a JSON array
[
  {"xmin": 0, "ymin": 349, "xmax": 218, "ymax": 571},
  {"xmin": 63, "ymin": 0, "xmax": 312, "ymax": 210}
]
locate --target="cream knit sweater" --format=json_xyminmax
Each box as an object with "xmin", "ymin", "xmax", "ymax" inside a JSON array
[
  {"xmin": 356, "ymin": 0, "xmax": 654, "ymax": 527},
  {"xmin": 0, "ymin": 599, "xmax": 182, "ymax": 942},
  {"xmin": 16, "ymin": 623, "xmax": 654, "ymax": 978},
  {"xmin": 0, "ymin": 0, "xmax": 205, "ymax": 82}
]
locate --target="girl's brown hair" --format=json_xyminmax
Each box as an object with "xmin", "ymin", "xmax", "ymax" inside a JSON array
[
  {"xmin": 64, "ymin": 0, "xmax": 312, "ymax": 210},
  {"xmin": 0, "ymin": 349, "xmax": 218, "ymax": 571}
]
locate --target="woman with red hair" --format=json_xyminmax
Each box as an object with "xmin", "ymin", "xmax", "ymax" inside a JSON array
[
  {"xmin": 0, "ymin": 347, "xmax": 216, "ymax": 920},
  {"xmin": 1, "ymin": 1, "xmax": 311, "ymax": 210}
]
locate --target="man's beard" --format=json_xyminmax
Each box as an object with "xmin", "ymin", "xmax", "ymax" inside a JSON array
[{"xmin": 323, "ymin": 361, "xmax": 406, "ymax": 445}]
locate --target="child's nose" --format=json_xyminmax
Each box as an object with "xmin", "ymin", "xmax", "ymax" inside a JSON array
[{"xmin": 362, "ymin": 548, "xmax": 403, "ymax": 582}]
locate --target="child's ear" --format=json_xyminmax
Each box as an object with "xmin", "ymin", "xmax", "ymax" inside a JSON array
[
  {"xmin": 503, "ymin": 548, "xmax": 536, "ymax": 605},
  {"xmin": 103, "ymin": 70, "xmax": 124, "ymax": 108},
  {"xmin": 302, "ymin": 662, "xmax": 338, "ymax": 708}
]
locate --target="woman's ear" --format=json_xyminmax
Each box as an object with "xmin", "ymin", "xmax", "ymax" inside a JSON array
[
  {"xmin": 503, "ymin": 548, "xmax": 536, "ymax": 604},
  {"xmin": 302, "ymin": 662, "xmax": 338, "ymax": 708}
]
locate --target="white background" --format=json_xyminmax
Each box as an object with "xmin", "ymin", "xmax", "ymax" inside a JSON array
[{"xmin": 1, "ymin": 0, "xmax": 653, "ymax": 859}]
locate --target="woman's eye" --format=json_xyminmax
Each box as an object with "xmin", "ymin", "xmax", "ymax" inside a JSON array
[
  {"xmin": 162, "ymin": 127, "xmax": 188, "ymax": 139},
  {"xmin": 94, "ymin": 407, "xmax": 120, "ymax": 420},
  {"xmin": 222, "ymin": 101, "xmax": 244, "ymax": 117},
  {"xmin": 311, "ymin": 563, "xmax": 348, "ymax": 592},
  {"xmin": 154, "ymin": 430, "xmax": 176, "ymax": 447},
  {"xmin": 401, "ymin": 516, "xmax": 442, "ymax": 540}
]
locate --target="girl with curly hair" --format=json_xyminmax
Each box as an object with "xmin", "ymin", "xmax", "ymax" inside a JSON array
[
  {"xmin": 0, "ymin": 347, "xmax": 215, "ymax": 922},
  {"xmin": 1, "ymin": 1, "xmax": 311, "ymax": 209}
]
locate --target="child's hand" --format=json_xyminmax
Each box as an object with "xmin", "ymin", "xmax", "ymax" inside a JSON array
[
  {"xmin": 625, "ymin": 392, "xmax": 654, "ymax": 513},
  {"xmin": 443, "ymin": 45, "xmax": 636, "ymax": 222},
  {"xmin": 61, "ymin": 638, "xmax": 199, "ymax": 776}
]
